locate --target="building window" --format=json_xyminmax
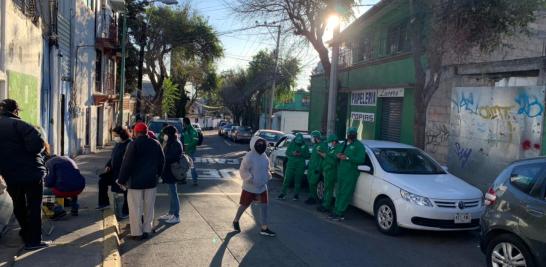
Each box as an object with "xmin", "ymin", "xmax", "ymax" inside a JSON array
[
  {"xmin": 386, "ymin": 22, "xmax": 410, "ymax": 55},
  {"xmin": 95, "ymin": 50, "xmax": 103, "ymax": 93},
  {"xmin": 356, "ymin": 36, "xmax": 374, "ymax": 62},
  {"xmin": 12, "ymin": 0, "xmax": 39, "ymax": 23}
]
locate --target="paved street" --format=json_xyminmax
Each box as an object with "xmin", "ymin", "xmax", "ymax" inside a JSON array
[{"xmin": 119, "ymin": 131, "xmax": 484, "ymax": 267}]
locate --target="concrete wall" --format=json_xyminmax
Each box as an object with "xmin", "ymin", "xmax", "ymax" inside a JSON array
[
  {"xmin": 273, "ymin": 111, "xmax": 309, "ymax": 133},
  {"xmin": 4, "ymin": 0, "xmax": 43, "ymax": 126}
]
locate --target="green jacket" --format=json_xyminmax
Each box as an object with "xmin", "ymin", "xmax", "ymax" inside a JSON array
[
  {"xmin": 337, "ymin": 140, "xmax": 366, "ymax": 179},
  {"xmin": 308, "ymin": 141, "xmax": 327, "ymax": 172},
  {"xmin": 183, "ymin": 125, "xmax": 199, "ymax": 155},
  {"xmin": 286, "ymin": 141, "xmax": 310, "ymax": 164},
  {"xmin": 322, "ymin": 143, "xmax": 339, "ymax": 172}
]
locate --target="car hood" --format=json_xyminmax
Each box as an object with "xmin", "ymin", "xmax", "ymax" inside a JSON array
[{"xmin": 385, "ymin": 173, "xmax": 483, "ymax": 199}]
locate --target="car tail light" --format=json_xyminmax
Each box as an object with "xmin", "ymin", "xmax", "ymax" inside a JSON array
[{"xmin": 484, "ymin": 187, "xmax": 496, "ymax": 206}]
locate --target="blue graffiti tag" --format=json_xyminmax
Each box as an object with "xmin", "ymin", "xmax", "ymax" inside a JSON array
[
  {"xmin": 452, "ymin": 92, "xmax": 479, "ymax": 114},
  {"xmin": 515, "ymin": 92, "xmax": 544, "ymax": 118},
  {"xmin": 454, "ymin": 143, "xmax": 472, "ymax": 168}
]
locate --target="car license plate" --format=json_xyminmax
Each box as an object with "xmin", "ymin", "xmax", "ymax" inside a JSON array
[{"xmin": 454, "ymin": 213, "xmax": 471, "ymax": 224}]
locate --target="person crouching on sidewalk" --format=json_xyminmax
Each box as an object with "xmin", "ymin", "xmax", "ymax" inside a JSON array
[
  {"xmin": 117, "ymin": 123, "xmax": 165, "ymax": 240},
  {"xmin": 232, "ymin": 137, "xmax": 276, "ymax": 237},
  {"xmin": 44, "ymin": 153, "xmax": 86, "ymax": 218}
]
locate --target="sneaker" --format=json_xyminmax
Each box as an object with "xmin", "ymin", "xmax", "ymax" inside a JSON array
[
  {"xmin": 331, "ymin": 215, "xmax": 345, "ymax": 221},
  {"xmin": 277, "ymin": 193, "xmax": 286, "ymax": 200},
  {"xmin": 96, "ymin": 205, "xmax": 110, "ymax": 211},
  {"xmin": 304, "ymin": 198, "xmax": 316, "ymax": 205},
  {"xmin": 317, "ymin": 206, "xmax": 329, "ymax": 213},
  {"xmin": 165, "ymin": 216, "xmax": 180, "ymax": 224},
  {"xmin": 233, "ymin": 221, "xmax": 241, "ymax": 232},
  {"xmin": 292, "ymin": 195, "xmax": 299, "ymax": 201},
  {"xmin": 51, "ymin": 210, "xmax": 67, "ymax": 221},
  {"xmin": 327, "ymin": 213, "xmax": 336, "ymax": 219},
  {"xmin": 260, "ymin": 228, "xmax": 276, "ymax": 237},
  {"xmin": 71, "ymin": 210, "xmax": 79, "ymax": 217},
  {"xmin": 142, "ymin": 233, "xmax": 150, "ymax": 240},
  {"xmin": 24, "ymin": 241, "xmax": 51, "ymax": 251},
  {"xmin": 159, "ymin": 214, "xmax": 173, "ymax": 221}
]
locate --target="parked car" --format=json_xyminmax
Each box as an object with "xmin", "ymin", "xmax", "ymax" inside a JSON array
[
  {"xmin": 219, "ymin": 124, "xmax": 233, "ymax": 136},
  {"xmin": 192, "ymin": 124, "xmax": 204, "ymax": 146},
  {"xmin": 480, "ymin": 157, "xmax": 546, "ymax": 267},
  {"xmin": 269, "ymin": 133, "xmax": 313, "ymax": 177},
  {"xmin": 316, "ymin": 140, "xmax": 484, "ymax": 235},
  {"xmin": 227, "ymin": 126, "xmax": 238, "ymax": 140},
  {"xmin": 253, "ymin": 129, "xmax": 284, "ymax": 147},
  {"xmin": 0, "ymin": 176, "xmax": 13, "ymax": 238},
  {"xmin": 148, "ymin": 119, "xmax": 184, "ymax": 139},
  {"xmin": 230, "ymin": 126, "xmax": 253, "ymax": 143}
]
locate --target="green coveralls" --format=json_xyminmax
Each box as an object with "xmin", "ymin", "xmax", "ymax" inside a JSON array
[
  {"xmin": 307, "ymin": 141, "xmax": 327, "ymax": 200},
  {"xmin": 281, "ymin": 137, "xmax": 310, "ymax": 195},
  {"xmin": 333, "ymin": 140, "xmax": 366, "ymax": 216},
  {"xmin": 183, "ymin": 125, "xmax": 199, "ymax": 155},
  {"xmin": 321, "ymin": 143, "xmax": 339, "ymax": 210}
]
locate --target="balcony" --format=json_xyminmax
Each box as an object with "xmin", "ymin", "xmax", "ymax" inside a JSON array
[{"xmin": 96, "ymin": 20, "xmax": 119, "ymax": 54}]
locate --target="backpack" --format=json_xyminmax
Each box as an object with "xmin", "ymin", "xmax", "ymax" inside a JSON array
[{"xmin": 170, "ymin": 154, "xmax": 193, "ymax": 182}]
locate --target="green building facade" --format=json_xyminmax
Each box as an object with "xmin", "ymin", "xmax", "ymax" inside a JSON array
[{"xmin": 309, "ymin": 0, "xmax": 417, "ymax": 144}]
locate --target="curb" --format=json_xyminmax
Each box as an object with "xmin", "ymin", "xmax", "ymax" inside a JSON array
[{"xmin": 102, "ymin": 208, "xmax": 121, "ymax": 267}]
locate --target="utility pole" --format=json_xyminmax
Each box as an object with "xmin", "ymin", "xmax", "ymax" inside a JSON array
[
  {"xmin": 326, "ymin": 21, "xmax": 340, "ymax": 136},
  {"xmin": 268, "ymin": 25, "xmax": 281, "ymax": 130},
  {"xmin": 118, "ymin": 14, "xmax": 128, "ymax": 125}
]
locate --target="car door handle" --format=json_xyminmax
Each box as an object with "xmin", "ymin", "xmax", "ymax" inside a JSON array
[{"xmin": 526, "ymin": 206, "xmax": 545, "ymax": 217}]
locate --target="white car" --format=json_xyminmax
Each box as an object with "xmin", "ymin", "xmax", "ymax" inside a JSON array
[
  {"xmin": 319, "ymin": 140, "xmax": 484, "ymax": 235},
  {"xmin": 269, "ymin": 133, "xmax": 313, "ymax": 177}
]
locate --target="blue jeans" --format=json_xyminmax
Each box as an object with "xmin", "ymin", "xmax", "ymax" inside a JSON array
[
  {"xmin": 168, "ymin": 183, "xmax": 180, "ymax": 218},
  {"xmin": 190, "ymin": 152, "xmax": 198, "ymax": 183}
]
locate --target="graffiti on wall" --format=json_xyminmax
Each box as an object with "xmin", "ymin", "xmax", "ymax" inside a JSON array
[
  {"xmin": 448, "ymin": 86, "xmax": 545, "ymax": 189},
  {"xmin": 425, "ymin": 123, "xmax": 449, "ymax": 153}
]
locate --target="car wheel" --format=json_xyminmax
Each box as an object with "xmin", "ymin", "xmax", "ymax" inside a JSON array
[
  {"xmin": 374, "ymin": 198, "xmax": 400, "ymax": 235},
  {"xmin": 486, "ymin": 233, "xmax": 534, "ymax": 267},
  {"xmin": 316, "ymin": 178, "xmax": 325, "ymax": 202}
]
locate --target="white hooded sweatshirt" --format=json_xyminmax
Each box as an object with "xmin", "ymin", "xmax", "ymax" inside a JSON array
[{"xmin": 239, "ymin": 137, "xmax": 272, "ymax": 194}]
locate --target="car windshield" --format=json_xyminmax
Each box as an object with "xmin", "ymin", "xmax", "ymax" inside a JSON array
[
  {"xmin": 259, "ymin": 131, "xmax": 282, "ymax": 141},
  {"xmin": 148, "ymin": 121, "xmax": 183, "ymax": 135},
  {"xmin": 372, "ymin": 148, "xmax": 445, "ymax": 175},
  {"xmin": 238, "ymin": 126, "xmax": 252, "ymax": 133}
]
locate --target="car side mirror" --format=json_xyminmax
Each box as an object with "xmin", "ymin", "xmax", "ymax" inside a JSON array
[{"xmin": 358, "ymin": 165, "xmax": 372, "ymax": 173}]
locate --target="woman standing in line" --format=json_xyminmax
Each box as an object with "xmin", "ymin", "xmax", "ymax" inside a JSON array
[{"xmin": 158, "ymin": 125, "xmax": 183, "ymax": 224}]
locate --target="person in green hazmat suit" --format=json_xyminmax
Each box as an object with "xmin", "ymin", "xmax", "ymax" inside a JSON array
[
  {"xmin": 305, "ymin": 130, "xmax": 328, "ymax": 205},
  {"xmin": 277, "ymin": 133, "xmax": 310, "ymax": 201},
  {"xmin": 330, "ymin": 128, "xmax": 366, "ymax": 221},
  {"xmin": 317, "ymin": 134, "xmax": 339, "ymax": 213}
]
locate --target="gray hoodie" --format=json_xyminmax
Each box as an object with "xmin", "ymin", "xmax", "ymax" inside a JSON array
[{"xmin": 239, "ymin": 137, "xmax": 272, "ymax": 194}]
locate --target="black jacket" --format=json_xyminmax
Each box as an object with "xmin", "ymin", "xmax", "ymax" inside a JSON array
[
  {"xmin": 0, "ymin": 112, "xmax": 46, "ymax": 186},
  {"xmin": 118, "ymin": 135, "xmax": 165, "ymax": 189},
  {"xmin": 106, "ymin": 139, "xmax": 133, "ymax": 180},
  {"xmin": 162, "ymin": 139, "xmax": 183, "ymax": 184}
]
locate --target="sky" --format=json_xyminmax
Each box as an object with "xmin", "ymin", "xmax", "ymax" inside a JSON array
[{"xmin": 185, "ymin": 0, "xmax": 381, "ymax": 90}]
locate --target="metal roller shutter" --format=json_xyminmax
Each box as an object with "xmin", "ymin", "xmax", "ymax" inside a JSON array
[{"xmin": 380, "ymin": 98, "xmax": 403, "ymax": 142}]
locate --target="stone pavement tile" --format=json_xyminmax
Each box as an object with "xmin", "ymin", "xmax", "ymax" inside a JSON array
[{"xmin": 0, "ymin": 220, "xmax": 23, "ymax": 267}]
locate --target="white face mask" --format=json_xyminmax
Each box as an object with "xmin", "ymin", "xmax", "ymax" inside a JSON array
[
  {"xmin": 163, "ymin": 135, "xmax": 169, "ymax": 142},
  {"xmin": 328, "ymin": 143, "xmax": 334, "ymax": 148},
  {"xmin": 113, "ymin": 136, "xmax": 122, "ymax": 143}
]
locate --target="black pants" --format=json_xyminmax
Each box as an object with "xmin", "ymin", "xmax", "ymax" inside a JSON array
[
  {"xmin": 7, "ymin": 180, "xmax": 43, "ymax": 245},
  {"xmin": 98, "ymin": 177, "xmax": 128, "ymax": 214}
]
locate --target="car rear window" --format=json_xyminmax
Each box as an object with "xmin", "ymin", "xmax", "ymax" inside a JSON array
[{"xmin": 510, "ymin": 163, "xmax": 546, "ymax": 197}]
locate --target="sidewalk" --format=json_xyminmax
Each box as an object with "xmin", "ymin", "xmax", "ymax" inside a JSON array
[{"xmin": 0, "ymin": 148, "xmax": 120, "ymax": 267}]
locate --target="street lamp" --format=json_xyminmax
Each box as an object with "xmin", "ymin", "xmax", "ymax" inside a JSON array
[
  {"xmin": 326, "ymin": 13, "xmax": 340, "ymax": 136},
  {"xmin": 117, "ymin": 0, "xmax": 178, "ymax": 125}
]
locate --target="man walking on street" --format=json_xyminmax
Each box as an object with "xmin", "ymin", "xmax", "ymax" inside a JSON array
[
  {"xmin": 317, "ymin": 134, "xmax": 339, "ymax": 213},
  {"xmin": 118, "ymin": 123, "xmax": 165, "ymax": 240},
  {"xmin": 278, "ymin": 133, "xmax": 310, "ymax": 201},
  {"xmin": 305, "ymin": 130, "xmax": 327, "ymax": 205},
  {"xmin": 330, "ymin": 128, "xmax": 366, "ymax": 221},
  {"xmin": 0, "ymin": 99, "xmax": 49, "ymax": 250},
  {"xmin": 233, "ymin": 137, "xmax": 276, "ymax": 237},
  {"xmin": 182, "ymin": 118, "xmax": 199, "ymax": 186}
]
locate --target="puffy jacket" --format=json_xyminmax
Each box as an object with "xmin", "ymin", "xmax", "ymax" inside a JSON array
[
  {"xmin": 0, "ymin": 112, "xmax": 46, "ymax": 186},
  {"xmin": 183, "ymin": 125, "xmax": 199, "ymax": 155},
  {"xmin": 239, "ymin": 137, "xmax": 272, "ymax": 194},
  {"xmin": 118, "ymin": 135, "xmax": 165, "ymax": 189},
  {"xmin": 45, "ymin": 156, "xmax": 86, "ymax": 193},
  {"xmin": 162, "ymin": 138, "xmax": 183, "ymax": 184},
  {"xmin": 106, "ymin": 139, "xmax": 132, "ymax": 180}
]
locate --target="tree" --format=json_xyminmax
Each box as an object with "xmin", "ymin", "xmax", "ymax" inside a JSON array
[
  {"xmin": 408, "ymin": 0, "xmax": 545, "ymax": 148},
  {"xmin": 161, "ymin": 78, "xmax": 180, "ymax": 117},
  {"xmin": 219, "ymin": 50, "xmax": 301, "ymax": 128},
  {"xmin": 234, "ymin": 0, "xmax": 355, "ymax": 78},
  {"xmin": 143, "ymin": 5, "xmax": 223, "ymax": 113}
]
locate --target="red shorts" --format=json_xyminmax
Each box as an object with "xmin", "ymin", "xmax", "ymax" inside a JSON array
[{"xmin": 239, "ymin": 190, "xmax": 268, "ymax": 206}]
